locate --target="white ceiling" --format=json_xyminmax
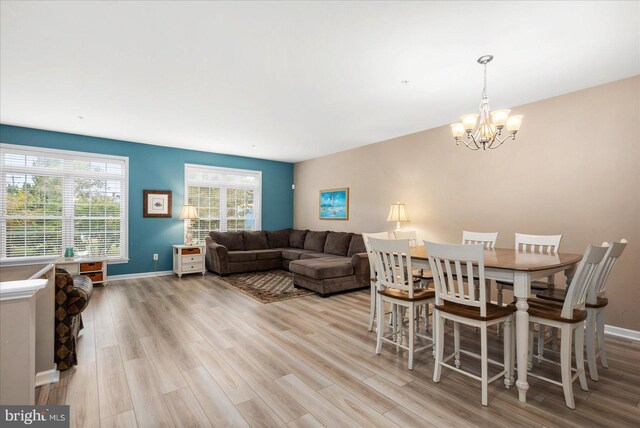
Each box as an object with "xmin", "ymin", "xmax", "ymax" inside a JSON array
[{"xmin": 1, "ymin": 1, "xmax": 639, "ymax": 163}]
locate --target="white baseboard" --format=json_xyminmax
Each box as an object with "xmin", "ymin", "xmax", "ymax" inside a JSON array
[
  {"xmin": 109, "ymin": 270, "xmax": 173, "ymax": 281},
  {"xmin": 605, "ymin": 324, "xmax": 640, "ymax": 341},
  {"xmin": 35, "ymin": 367, "xmax": 60, "ymax": 387}
]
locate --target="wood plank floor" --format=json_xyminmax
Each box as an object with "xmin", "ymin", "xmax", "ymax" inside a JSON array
[{"xmin": 43, "ymin": 273, "xmax": 640, "ymax": 427}]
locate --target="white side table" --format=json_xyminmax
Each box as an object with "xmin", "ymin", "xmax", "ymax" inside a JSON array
[
  {"xmin": 55, "ymin": 257, "xmax": 108, "ymax": 286},
  {"xmin": 173, "ymin": 244, "xmax": 206, "ymax": 278}
]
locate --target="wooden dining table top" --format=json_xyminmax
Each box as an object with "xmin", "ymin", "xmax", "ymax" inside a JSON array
[{"xmin": 409, "ymin": 246, "xmax": 583, "ymax": 272}]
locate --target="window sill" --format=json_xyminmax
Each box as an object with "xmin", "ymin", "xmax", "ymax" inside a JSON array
[
  {"xmin": 0, "ymin": 257, "xmax": 129, "ymax": 267},
  {"xmin": 0, "ymin": 257, "xmax": 58, "ymax": 268}
]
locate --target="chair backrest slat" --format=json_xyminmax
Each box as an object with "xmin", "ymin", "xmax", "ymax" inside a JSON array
[
  {"xmin": 369, "ymin": 237, "xmax": 414, "ymax": 297},
  {"xmin": 424, "ymin": 241, "xmax": 486, "ymax": 316},
  {"xmin": 515, "ymin": 233, "xmax": 562, "ymax": 254},
  {"xmin": 462, "ymin": 231, "xmax": 498, "ymax": 249},
  {"xmin": 562, "ymin": 244, "xmax": 608, "ymax": 318},
  {"xmin": 587, "ymin": 239, "xmax": 628, "ymax": 304},
  {"xmin": 394, "ymin": 230, "xmax": 418, "ymax": 247}
]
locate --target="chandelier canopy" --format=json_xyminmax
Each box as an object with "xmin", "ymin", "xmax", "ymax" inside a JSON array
[{"xmin": 450, "ymin": 55, "xmax": 523, "ymax": 150}]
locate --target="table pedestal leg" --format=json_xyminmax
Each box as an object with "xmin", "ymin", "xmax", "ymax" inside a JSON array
[{"xmin": 514, "ymin": 272, "xmax": 530, "ymax": 403}]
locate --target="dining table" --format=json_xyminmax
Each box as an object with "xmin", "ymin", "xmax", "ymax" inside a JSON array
[{"xmin": 409, "ymin": 246, "xmax": 583, "ymax": 403}]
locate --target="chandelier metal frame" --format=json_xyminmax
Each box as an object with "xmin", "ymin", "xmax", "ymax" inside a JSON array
[{"xmin": 451, "ymin": 55, "xmax": 523, "ymax": 150}]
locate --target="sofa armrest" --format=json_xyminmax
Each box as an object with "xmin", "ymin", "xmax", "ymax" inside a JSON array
[
  {"xmin": 205, "ymin": 236, "xmax": 230, "ymax": 274},
  {"xmin": 67, "ymin": 276, "xmax": 93, "ymax": 315},
  {"xmin": 55, "ymin": 269, "xmax": 92, "ymax": 316},
  {"xmin": 351, "ymin": 253, "xmax": 370, "ymax": 287}
]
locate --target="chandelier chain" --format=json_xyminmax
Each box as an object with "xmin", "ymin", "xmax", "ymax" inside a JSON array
[{"xmin": 482, "ymin": 62, "xmax": 488, "ymax": 100}]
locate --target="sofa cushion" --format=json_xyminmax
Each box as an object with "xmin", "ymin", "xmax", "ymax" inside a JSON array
[
  {"xmin": 266, "ymin": 229, "xmax": 291, "ymax": 248},
  {"xmin": 289, "ymin": 229, "xmax": 308, "ymax": 249},
  {"xmin": 281, "ymin": 248, "xmax": 314, "ymax": 260},
  {"xmin": 300, "ymin": 252, "xmax": 345, "ymax": 260},
  {"xmin": 242, "ymin": 231, "xmax": 268, "ymax": 250},
  {"xmin": 347, "ymin": 234, "xmax": 367, "ymax": 257},
  {"xmin": 252, "ymin": 249, "xmax": 282, "ymax": 260},
  {"xmin": 228, "ymin": 251, "xmax": 257, "ymax": 262},
  {"xmin": 289, "ymin": 259, "xmax": 354, "ymax": 280},
  {"xmin": 304, "ymin": 231, "xmax": 329, "ymax": 252},
  {"xmin": 209, "ymin": 231, "xmax": 244, "ymax": 251},
  {"xmin": 323, "ymin": 232, "xmax": 353, "ymax": 256}
]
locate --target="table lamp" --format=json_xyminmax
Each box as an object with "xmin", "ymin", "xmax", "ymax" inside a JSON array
[
  {"xmin": 180, "ymin": 205, "xmax": 199, "ymax": 245},
  {"xmin": 387, "ymin": 202, "xmax": 409, "ymax": 232}
]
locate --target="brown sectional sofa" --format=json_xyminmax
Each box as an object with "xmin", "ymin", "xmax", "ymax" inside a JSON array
[{"xmin": 205, "ymin": 229, "xmax": 369, "ymax": 297}]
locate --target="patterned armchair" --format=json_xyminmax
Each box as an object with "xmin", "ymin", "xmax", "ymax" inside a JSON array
[{"xmin": 54, "ymin": 268, "xmax": 93, "ymax": 370}]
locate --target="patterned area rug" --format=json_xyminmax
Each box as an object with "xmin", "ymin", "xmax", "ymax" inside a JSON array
[{"xmin": 219, "ymin": 269, "xmax": 314, "ymax": 303}]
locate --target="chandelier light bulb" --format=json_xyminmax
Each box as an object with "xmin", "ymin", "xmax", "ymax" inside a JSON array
[
  {"xmin": 490, "ymin": 109, "xmax": 511, "ymax": 128},
  {"xmin": 506, "ymin": 115, "xmax": 523, "ymax": 133},
  {"xmin": 450, "ymin": 122, "xmax": 465, "ymax": 138},
  {"xmin": 460, "ymin": 114, "xmax": 479, "ymax": 131}
]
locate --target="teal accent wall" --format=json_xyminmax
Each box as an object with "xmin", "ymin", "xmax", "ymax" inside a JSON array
[{"xmin": 0, "ymin": 124, "xmax": 294, "ymax": 275}]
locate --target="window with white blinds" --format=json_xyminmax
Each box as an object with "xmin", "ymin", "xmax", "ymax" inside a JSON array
[
  {"xmin": 0, "ymin": 144, "xmax": 129, "ymax": 262},
  {"xmin": 185, "ymin": 164, "xmax": 261, "ymax": 243}
]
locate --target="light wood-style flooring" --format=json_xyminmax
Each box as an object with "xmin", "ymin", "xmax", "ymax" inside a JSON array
[{"xmin": 40, "ymin": 273, "xmax": 640, "ymax": 427}]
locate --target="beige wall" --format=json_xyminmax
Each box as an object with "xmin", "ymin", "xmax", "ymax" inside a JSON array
[{"xmin": 294, "ymin": 76, "xmax": 640, "ymax": 331}]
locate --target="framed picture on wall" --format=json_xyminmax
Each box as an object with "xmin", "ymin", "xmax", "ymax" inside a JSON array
[
  {"xmin": 143, "ymin": 190, "xmax": 172, "ymax": 217},
  {"xmin": 319, "ymin": 188, "xmax": 349, "ymax": 220}
]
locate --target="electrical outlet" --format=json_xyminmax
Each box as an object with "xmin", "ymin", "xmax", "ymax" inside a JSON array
[{"xmin": 153, "ymin": 253, "xmax": 158, "ymax": 261}]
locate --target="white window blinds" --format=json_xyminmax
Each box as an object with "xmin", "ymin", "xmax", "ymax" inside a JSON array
[
  {"xmin": 184, "ymin": 164, "xmax": 261, "ymax": 242},
  {"xmin": 0, "ymin": 144, "xmax": 129, "ymax": 262}
]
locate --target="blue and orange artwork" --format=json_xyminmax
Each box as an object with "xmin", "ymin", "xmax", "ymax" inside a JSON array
[{"xmin": 319, "ymin": 188, "xmax": 349, "ymax": 220}]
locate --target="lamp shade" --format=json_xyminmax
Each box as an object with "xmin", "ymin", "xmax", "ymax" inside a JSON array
[
  {"xmin": 387, "ymin": 202, "xmax": 410, "ymax": 222},
  {"xmin": 179, "ymin": 205, "xmax": 199, "ymax": 220}
]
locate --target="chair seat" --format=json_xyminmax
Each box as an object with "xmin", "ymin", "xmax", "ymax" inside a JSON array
[
  {"xmin": 435, "ymin": 300, "xmax": 514, "ymax": 321},
  {"xmin": 536, "ymin": 289, "xmax": 609, "ymax": 309},
  {"xmin": 508, "ymin": 298, "xmax": 587, "ymax": 323},
  {"xmin": 378, "ymin": 287, "xmax": 435, "ymax": 302},
  {"xmin": 496, "ymin": 279, "xmax": 552, "ymax": 291}
]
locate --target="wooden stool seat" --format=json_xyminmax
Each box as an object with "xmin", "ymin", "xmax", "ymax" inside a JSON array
[
  {"xmin": 510, "ymin": 298, "xmax": 587, "ymax": 323},
  {"xmin": 436, "ymin": 300, "xmax": 514, "ymax": 321},
  {"xmin": 379, "ymin": 287, "xmax": 435, "ymax": 302},
  {"xmin": 536, "ymin": 289, "xmax": 609, "ymax": 309}
]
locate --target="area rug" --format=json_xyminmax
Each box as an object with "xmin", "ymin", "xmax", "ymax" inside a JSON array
[{"xmin": 219, "ymin": 269, "xmax": 314, "ymax": 303}]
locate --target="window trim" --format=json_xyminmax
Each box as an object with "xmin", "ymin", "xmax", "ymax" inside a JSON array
[
  {"xmin": 0, "ymin": 143, "xmax": 129, "ymax": 265},
  {"xmin": 184, "ymin": 163, "xmax": 262, "ymax": 237}
]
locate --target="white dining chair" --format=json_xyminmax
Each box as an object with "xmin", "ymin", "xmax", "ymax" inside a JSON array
[
  {"xmin": 515, "ymin": 243, "xmax": 608, "ymax": 409},
  {"xmin": 426, "ymin": 240, "xmax": 514, "ymax": 406},
  {"xmin": 363, "ymin": 232, "xmax": 391, "ymax": 332},
  {"xmin": 497, "ymin": 233, "xmax": 563, "ymax": 306},
  {"xmin": 496, "ymin": 233, "xmax": 563, "ymax": 345},
  {"xmin": 536, "ymin": 239, "xmax": 628, "ymax": 381},
  {"xmin": 394, "ymin": 230, "xmax": 434, "ymax": 330},
  {"xmin": 393, "ymin": 230, "xmax": 418, "ymax": 246},
  {"xmin": 461, "ymin": 231, "xmax": 498, "ymax": 302},
  {"xmin": 370, "ymin": 237, "xmax": 435, "ymax": 370}
]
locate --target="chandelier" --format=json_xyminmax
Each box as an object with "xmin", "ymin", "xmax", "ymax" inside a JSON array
[{"xmin": 450, "ymin": 55, "xmax": 523, "ymax": 150}]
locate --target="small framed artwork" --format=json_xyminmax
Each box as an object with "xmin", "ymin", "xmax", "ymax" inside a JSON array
[
  {"xmin": 143, "ymin": 190, "xmax": 172, "ymax": 218},
  {"xmin": 319, "ymin": 188, "xmax": 349, "ymax": 220}
]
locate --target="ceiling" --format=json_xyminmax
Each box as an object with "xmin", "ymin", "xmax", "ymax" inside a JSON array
[{"xmin": 1, "ymin": 1, "xmax": 639, "ymax": 163}]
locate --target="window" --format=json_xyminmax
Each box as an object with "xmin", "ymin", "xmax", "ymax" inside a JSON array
[
  {"xmin": 0, "ymin": 144, "xmax": 128, "ymax": 262},
  {"xmin": 185, "ymin": 164, "xmax": 261, "ymax": 242}
]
